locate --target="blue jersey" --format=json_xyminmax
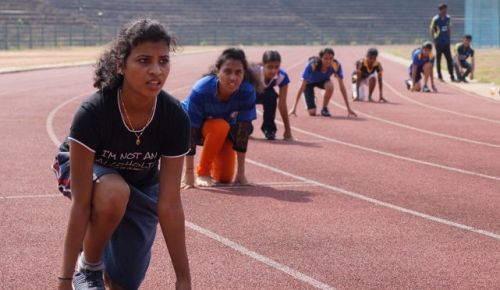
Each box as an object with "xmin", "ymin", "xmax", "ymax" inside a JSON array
[
  {"xmin": 257, "ymin": 65, "xmax": 290, "ymax": 89},
  {"xmin": 409, "ymin": 48, "xmax": 435, "ymax": 71},
  {"xmin": 182, "ymin": 75, "xmax": 256, "ymax": 128},
  {"xmin": 301, "ymin": 59, "xmax": 343, "ymax": 83},
  {"xmin": 430, "ymin": 15, "xmax": 451, "ymax": 45}
]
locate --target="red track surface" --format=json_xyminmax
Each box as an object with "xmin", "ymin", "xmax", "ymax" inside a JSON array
[{"xmin": 1, "ymin": 46, "xmax": 499, "ymax": 289}]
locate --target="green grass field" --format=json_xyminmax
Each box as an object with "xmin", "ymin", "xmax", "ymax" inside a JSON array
[{"xmin": 384, "ymin": 45, "xmax": 500, "ymax": 84}]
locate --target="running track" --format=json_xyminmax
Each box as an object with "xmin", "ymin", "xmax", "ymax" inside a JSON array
[{"xmin": 1, "ymin": 46, "xmax": 499, "ymax": 289}]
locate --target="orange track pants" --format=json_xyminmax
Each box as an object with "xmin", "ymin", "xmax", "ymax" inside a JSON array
[{"xmin": 196, "ymin": 119, "xmax": 236, "ymax": 183}]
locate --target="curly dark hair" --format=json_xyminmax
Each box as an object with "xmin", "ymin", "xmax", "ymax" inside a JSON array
[
  {"xmin": 206, "ymin": 47, "xmax": 264, "ymax": 93},
  {"xmin": 93, "ymin": 18, "xmax": 176, "ymax": 90}
]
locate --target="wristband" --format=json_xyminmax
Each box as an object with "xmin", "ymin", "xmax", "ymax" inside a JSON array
[{"xmin": 58, "ymin": 276, "xmax": 73, "ymax": 281}]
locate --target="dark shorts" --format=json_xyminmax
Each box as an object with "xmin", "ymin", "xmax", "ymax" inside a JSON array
[
  {"xmin": 458, "ymin": 60, "xmax": 471, "ymax": 69},
  {"xmin": 304, "ymin": 80, "xmax": 330, "ymax": 110},
  {"xmin": 52, "ymin": 152, "xmax": 159, "ymax": 290}
]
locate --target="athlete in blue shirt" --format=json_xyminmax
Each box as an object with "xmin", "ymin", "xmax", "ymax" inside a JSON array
[
  {"xmin": 405, "ymin": 42, "xmax": 437, "ymax": 93},
  {"xmin": 182, "ymin": 48, "xmax": 258, "ymax": 188},
  {"xmin": 255, "ymin": 50, "xmax": 292, "ymax": 140},
  {"xmin": 453, "ymin": 34, "xmax": 475, "ymax": 83},
  {"xmin": 430, "ymin": 3, "xmax": 456, "ymax": 81},
  {"xmin": 289, "ymin": 48, "xmax": 356, "ymax": 117}
]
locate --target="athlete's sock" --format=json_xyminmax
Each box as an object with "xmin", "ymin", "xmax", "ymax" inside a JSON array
[{"xmin": 78, "ymin": 252, "xmax": 105, "ymax": 271}]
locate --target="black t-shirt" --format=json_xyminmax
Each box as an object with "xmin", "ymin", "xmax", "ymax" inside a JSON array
[{"xmin": 60, "ymin": 88, "xmax": 190, "ymax": 186}]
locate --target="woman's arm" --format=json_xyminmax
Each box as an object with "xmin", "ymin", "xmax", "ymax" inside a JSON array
[
  {"xmin": 58, "ymin": 141, "xmax": 94, "ymax": 289},
  {"xmin": 378, "ymin": 74, "xmax": 386, "ymax": 102},
  {"xmin": 158, "ymin": 156, "xmax": 192, "ymax": 289},
  {"xmin": 355, "ymin": 70, "xmax": 362, "ymax": 100},
  {"xmin": 338, "ymin": 78, "xmax": 357, "ymax": 117},
  {"xmin": 235, "ymin": 151, "xmax": 249, "ymax": 185},
  {"xmin": 277, "ymin": 85, "xmax": 292, "ymax": 139},
  {"xmin": 411, "ymin": 65, "xmax": 418, "ymax": 91},
  {"xmin": 289, "ymin": 80, "xmax": 307, "ymax": 116}
]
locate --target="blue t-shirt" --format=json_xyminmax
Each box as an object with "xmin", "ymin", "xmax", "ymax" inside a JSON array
[
  {"xmin": 182, "ymin": 75, "xmax": 256, "ymax": 128},
  {"xmin": 409, "ymin": 48, "xmax": 435, "ymax": 71},
  {"xmin": 301, "ymin": 59, "xmax": 343, "ymax": 83},
  {"xmin": 258, "ymin": 65, "xmax": 290, "ymax": 89},
  {"xmin": 430, "ymin": 15, "xmax": 451, "ymax": 45}
]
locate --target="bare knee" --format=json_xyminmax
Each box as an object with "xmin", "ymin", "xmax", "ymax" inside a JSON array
[
  {"xmin": 324, "ymin": 81, "xmax": 334, "ymax": 94},
  {"xmin": 92, "ymin": 174, "xmax": 130, "ymax": 223},
  {"xmin": 369, "ymin": 77, "xmax": 376, "ymax": 86},
  {"xmin": 423, "ymin": 63, "xmax": 433, "ymax": 75}
]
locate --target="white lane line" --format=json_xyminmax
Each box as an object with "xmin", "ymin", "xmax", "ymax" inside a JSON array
[
  {"xmin": 0, "ymin": 183, "xmax": 317, "ymax": 199},
  {"xmin": 46, "ymin": 90, "xmax": 335, "ymax": 290},
  {"xmin": 385, "ymin": 81, "xmax": 500, "ymax": 125},
  {"xmin": 380, "ymin": 52, "xmax": 500, "ymax": 104},
  {"xmin": 0, "ymin": 194, "xmax": 59, "ymax": 200},
  {"xmin": 261, "ymin": 111, "xmax": 500, "ymax": 182},
  {"xmin": 186, "ymin": 222, "xmax": 335, "ymax": 290},
  {"xmin": 246, "ymin": 159, "xmax": 500, "ymax": 241},
  {"xmin": 331, "ymin": 100, "xmax": 500, "ymax": 149}
]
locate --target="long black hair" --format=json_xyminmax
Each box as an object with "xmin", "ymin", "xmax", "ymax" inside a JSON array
[
  {"xmin": 262, "ymin": 50, "xmax": 281, "ymax": 64},
  {"xmin": 93, "ymin": 18, "xmax": 176, "ymax": 91},
  {"xmin": 207, "ymin": 47, "xmax": 263, "ymax": 93},
  {"xmin": 309, "ymin": 48, "xmax": 335, "ymax": 72}
]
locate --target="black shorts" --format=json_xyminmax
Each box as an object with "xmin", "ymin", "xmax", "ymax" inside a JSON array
[{"xmin": 304, "ymin": 80, "xmax": 330, "ymax": 110}]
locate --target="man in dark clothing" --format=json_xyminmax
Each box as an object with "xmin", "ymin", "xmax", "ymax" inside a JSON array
[{"xmin": 430, "ymin": 3, "xmax": 456, "ymax": 82}]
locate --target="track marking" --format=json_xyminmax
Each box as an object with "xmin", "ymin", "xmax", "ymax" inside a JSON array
[
  {"xmin": 0, "ymin": 194, "xmax": 59, "ymax": 200},
  {"xmin": 261, "ymin": 112, "xmax": 500, "ymax": 182},
  {"xmin": 46, "ymin": 90, "xmax": 335, "ymax": 290},
  {"xmin": 331, "ymin": 100, "xmax": 500, "ymax": 149},
  {"xmin": 0, "ymin": 182, "xmax": 318, "ymax": 199},
  {"xmin": 385, "ymin": 82, "xmax": 500, "ymax": 125},
  {"xmin": 246, "ymin": 159, "xmax": 500, "ymax": 241},
  {"xmin": 187, "ymin": 222, "xmax": 335, "ymax": 290},
  {"xmin": 380, "ymin": 52, "xmax": 500, "ymax": 104}
]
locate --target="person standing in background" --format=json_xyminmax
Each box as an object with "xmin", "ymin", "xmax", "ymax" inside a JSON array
[{"xmin": 430, "ymin": 3, "xmax": 456, "ymax": 82}]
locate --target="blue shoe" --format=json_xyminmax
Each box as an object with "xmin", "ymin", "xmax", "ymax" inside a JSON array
[{"xmin": 73, "ymin": 253, "xmax": 105, "ymax": 290}]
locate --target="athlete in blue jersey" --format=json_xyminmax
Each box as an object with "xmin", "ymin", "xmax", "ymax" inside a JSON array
[
  {"xmin": 430, "ymin": 3, "xmax": 456, "ymax": 81},
  {"xmin": 182, "ymin": 48, "xmax": 259, "ymax": 188},
  {"xmin": 405, "ymin": 42, "xmax": 437, "ymax": 93},
  {"xmin": 289, "ymin": 48, "xmax": 356, "ymax": 117},
  {"xmin": 254, "ymin": 50, "xmax": 293, "ymax": 140}
]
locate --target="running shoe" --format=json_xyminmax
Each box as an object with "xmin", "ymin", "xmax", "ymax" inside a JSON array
[
  {"xmin": 405, "ymin": 79, "xmax": 412, "ymax": 90},
  {"xmin": 264, "ymin": 130, "xmax": 276, "ymax": 140},
  {"xmin": 422, "ymin": 85, "xmax": 431, "ymax": 93},
  {"xmin": 320, "ymin": 107, "xmax": 332, "ymax": 117},
  {"xmin": 73, "ymin": 254, "xmax": 105, "ymax": 290}
]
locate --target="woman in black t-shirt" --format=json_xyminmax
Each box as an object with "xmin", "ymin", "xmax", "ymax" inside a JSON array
[{"xmin": 52, "ymin": 19, "xmax": 191, "ymax": 290}]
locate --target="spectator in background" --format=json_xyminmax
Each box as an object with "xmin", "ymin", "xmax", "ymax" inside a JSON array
[
  {"xmin": 405, "ymin": 41, "xmax": 438, "ymax": 93},
  {"xmin": 453, "ymin": 34, "xmax": 475, "ymax": 83},
  {"xmin": 351, "ymin": 48, "xmax": 387, "ymax": 102},
  {"xmin": 289, "ymin": 48, "xmax": 356, "ymax": 118},
  {"xmin": 430, "ymin": 3, "xmax": 456, "ymax": 82},
  {"xmin": 182, "ymin": 48, "xmax": 258, "ymax": 188},
  {"xmin": 254, "ymin": 50, "xmax": 293, "ymax": 140}
]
